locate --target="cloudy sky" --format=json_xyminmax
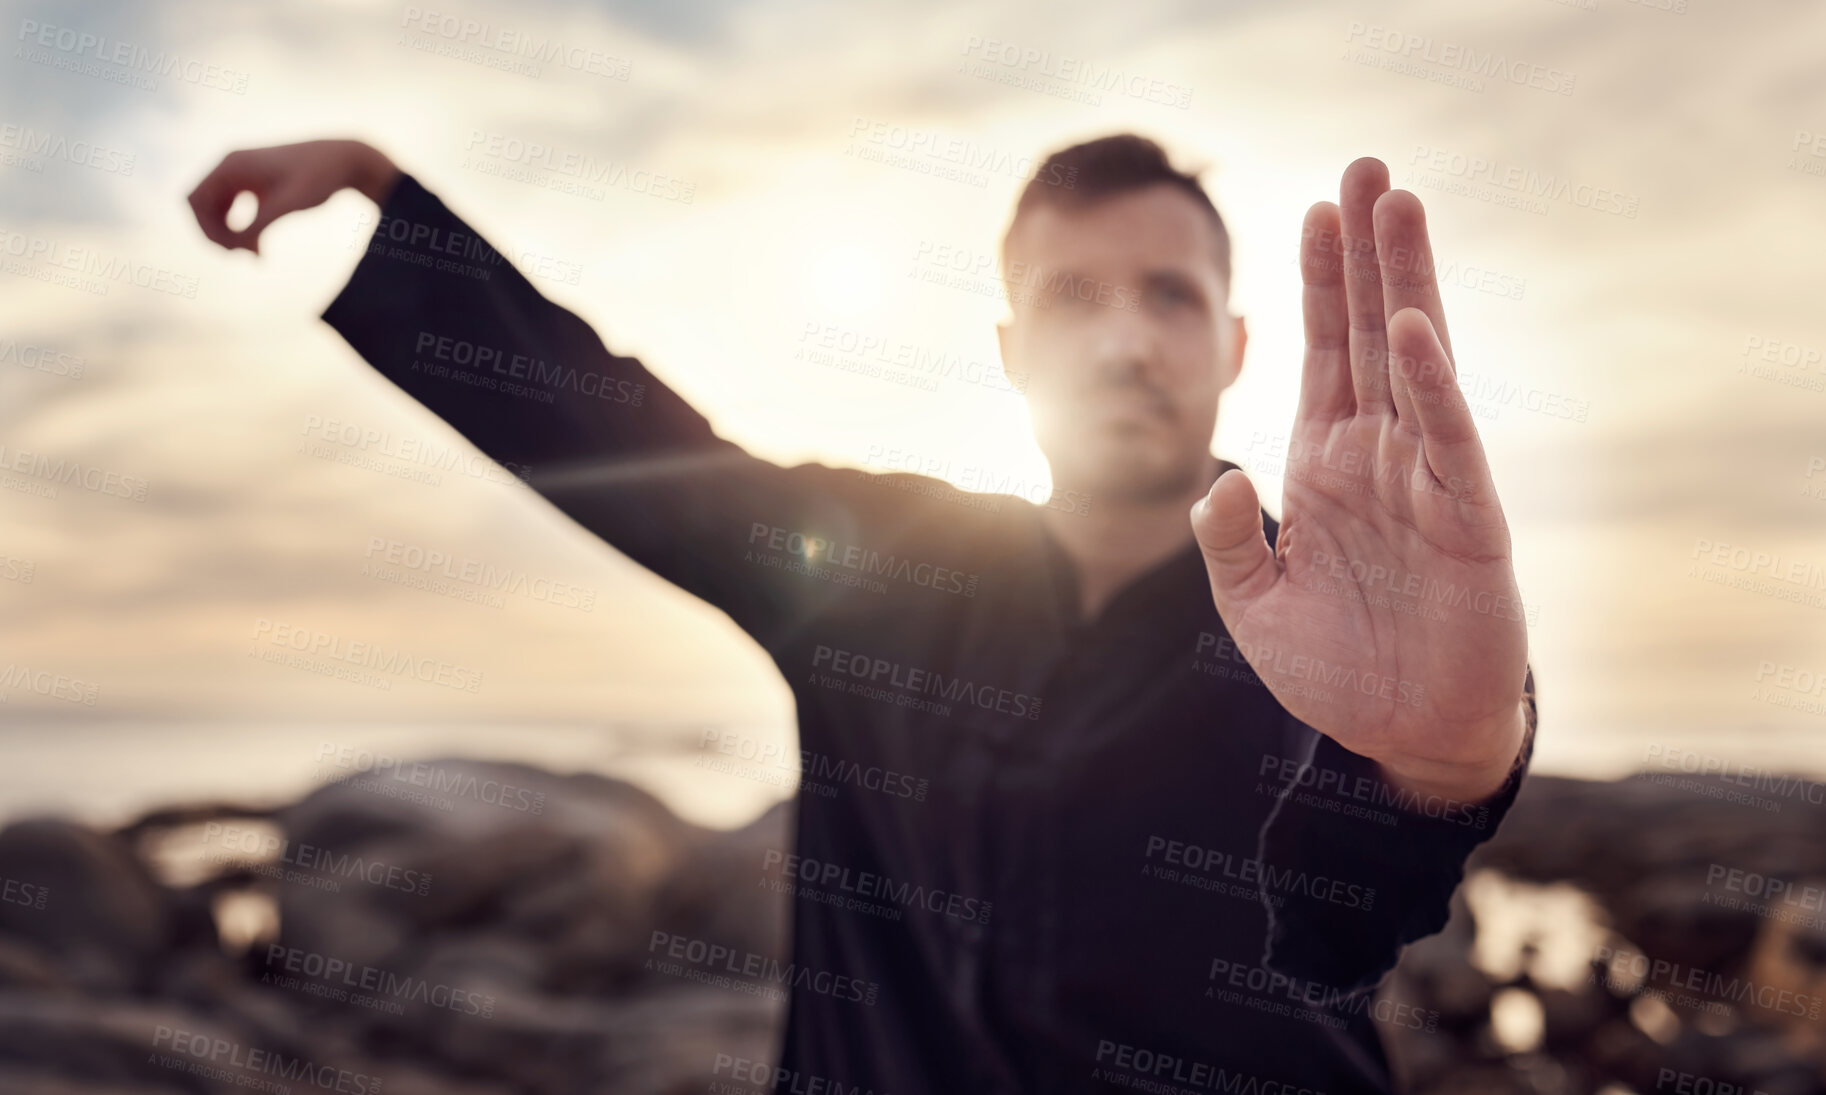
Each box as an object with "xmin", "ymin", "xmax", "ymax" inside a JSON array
[{"xmin": 4, "ymin": 0, "xmax": 1825, "ymax": 824}]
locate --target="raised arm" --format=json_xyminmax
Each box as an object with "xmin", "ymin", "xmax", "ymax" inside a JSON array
[
  {"xmin": 189, "ymin": 140, "xmax": 954, "ymax": 650},
  {"xmin": 1185, "ymin": 155, "xmax": 1540, "ymax": 992}
]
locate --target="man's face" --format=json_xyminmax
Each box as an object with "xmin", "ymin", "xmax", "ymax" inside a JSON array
[{"xmin": 998, "ymin": 183, "xmax": 1246, "ymax": 503}]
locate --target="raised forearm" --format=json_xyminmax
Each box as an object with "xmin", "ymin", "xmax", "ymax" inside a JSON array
[
  {"xmin": 348, "ymin": 141, "xmax": 401, "ymax": 206},
  {"xmin": 1374, "ymin": 697, "xmax": 1531, "ymax": 805}
]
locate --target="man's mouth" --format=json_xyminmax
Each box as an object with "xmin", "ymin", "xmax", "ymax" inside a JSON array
[{"xmin": 1097, "ymin": 390, "xmax": 1171, "ymax": 424}]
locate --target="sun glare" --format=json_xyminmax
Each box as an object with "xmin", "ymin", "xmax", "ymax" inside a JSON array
[{"xmin": 805, "ymin": 242, "xmax": 884, "ymax": 321}]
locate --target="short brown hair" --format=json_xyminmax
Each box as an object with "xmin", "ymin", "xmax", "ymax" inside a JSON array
[{"xmin": 1002, "ymin": 133, "xmax": 1232, "ymax": 288}]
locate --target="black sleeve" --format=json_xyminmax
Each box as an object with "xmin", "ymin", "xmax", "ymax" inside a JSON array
[
  {"xmin": 1253, "ymin": 665, "xmax": 1539, "ymax": 994},
  {"xmin": 319, "ymin": 172, "xmax": 940, "ymax": 651}
]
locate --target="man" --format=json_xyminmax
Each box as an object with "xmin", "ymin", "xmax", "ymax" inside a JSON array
[{"xmin": 190, "ymin": 133, "xmax": 1536, "ymax": 1093}]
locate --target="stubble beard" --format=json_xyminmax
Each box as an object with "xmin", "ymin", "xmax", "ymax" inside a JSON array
[{"xmin": 1058, "ymin": 434, "xmax": 1211, "ymax": 507}]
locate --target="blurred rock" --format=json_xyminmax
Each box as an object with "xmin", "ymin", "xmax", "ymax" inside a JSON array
[
  {"xmin": 4, "ymin": 762, "xmax": 1826, "ymax": 1093},
  {"xmin": 0, "ymin": 818, "xmax": 207, "ymax": 995},
  {"xmin": 1381, "ymin": 772, "xmax": 1826, "ymax": 1093},
  {"xmin": 0, "ymin": 758, "xmax": 787, "ymax": 1093}
]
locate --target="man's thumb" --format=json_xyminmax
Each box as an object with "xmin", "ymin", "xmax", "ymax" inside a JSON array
[
  {"xmin": 239, "ymin": 185, "xmax": 295, "ymax": 256},
  {"xmin": 1191, "ymin": 468, "xmax": 1279, "ymax": 610}
]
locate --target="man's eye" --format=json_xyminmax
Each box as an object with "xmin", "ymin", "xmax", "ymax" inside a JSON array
[{"xmin": 1150, "ymin": 284, "xmax": 1192, "ymax": 308}]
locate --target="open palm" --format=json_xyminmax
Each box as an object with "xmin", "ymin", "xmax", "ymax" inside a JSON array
[{"xmin": 1191, "ymin": 157, "xmax": 1529, "ymax": 799}]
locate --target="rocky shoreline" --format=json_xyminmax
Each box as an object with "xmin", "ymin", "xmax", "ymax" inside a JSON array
[{"xmin": 0, "ymin": 761, "xmax": 1822, "ymax": 1094}]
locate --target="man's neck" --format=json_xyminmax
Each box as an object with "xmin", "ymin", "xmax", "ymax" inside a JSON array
[{"xmin": 1042, "ymin": 454, "xmax": 1223, "ymax": 624}]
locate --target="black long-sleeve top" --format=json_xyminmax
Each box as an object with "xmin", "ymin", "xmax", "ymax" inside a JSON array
[{"xmin": 321, "ymin": 173, "xmax": 1537, "ymax": 1095}]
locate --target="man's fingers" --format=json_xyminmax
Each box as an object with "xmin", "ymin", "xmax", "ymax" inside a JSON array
[
  {"xmin": 241, "ymin": 181, "xmax": 302, "ymax": 256},
  {"xmin": 1340, "ymin": 157, "xmax": 1393, "ymax": 416},
  {"xmin": 1387, "ymin": 307, "xmax": 1491, "ymax": 494},
  {"xmin": 188, "ymin": 159, "xmax": 270, "ymax": 253},
  {"xmin": 1191, "ymin": 468, "xmax": 1281, "ymax": 617},
  {"xmin": 1297, "ymin": 201, "xmax": 1356, "ymax": 426},
  {"xmin": 187, "ymin": 167, "xmax": 247, "ymax": 251},
  {"xmin": 1373, "ymin": 189, "xmax": 1454, "ymax": 364}
]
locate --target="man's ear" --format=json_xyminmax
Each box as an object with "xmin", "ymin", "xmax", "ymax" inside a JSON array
[
  {"xmin": 1225, "ymin": 313, "xmax": 1248, "ymax": 388},
  {"xmin": 996, "ymin": 317, "xmax": 1014, "ymax": 369}
]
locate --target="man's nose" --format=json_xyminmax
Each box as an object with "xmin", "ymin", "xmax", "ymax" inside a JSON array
[{"xmin": 1089, "ymin": 304, "xmax": 1156, "ymax": 379}]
